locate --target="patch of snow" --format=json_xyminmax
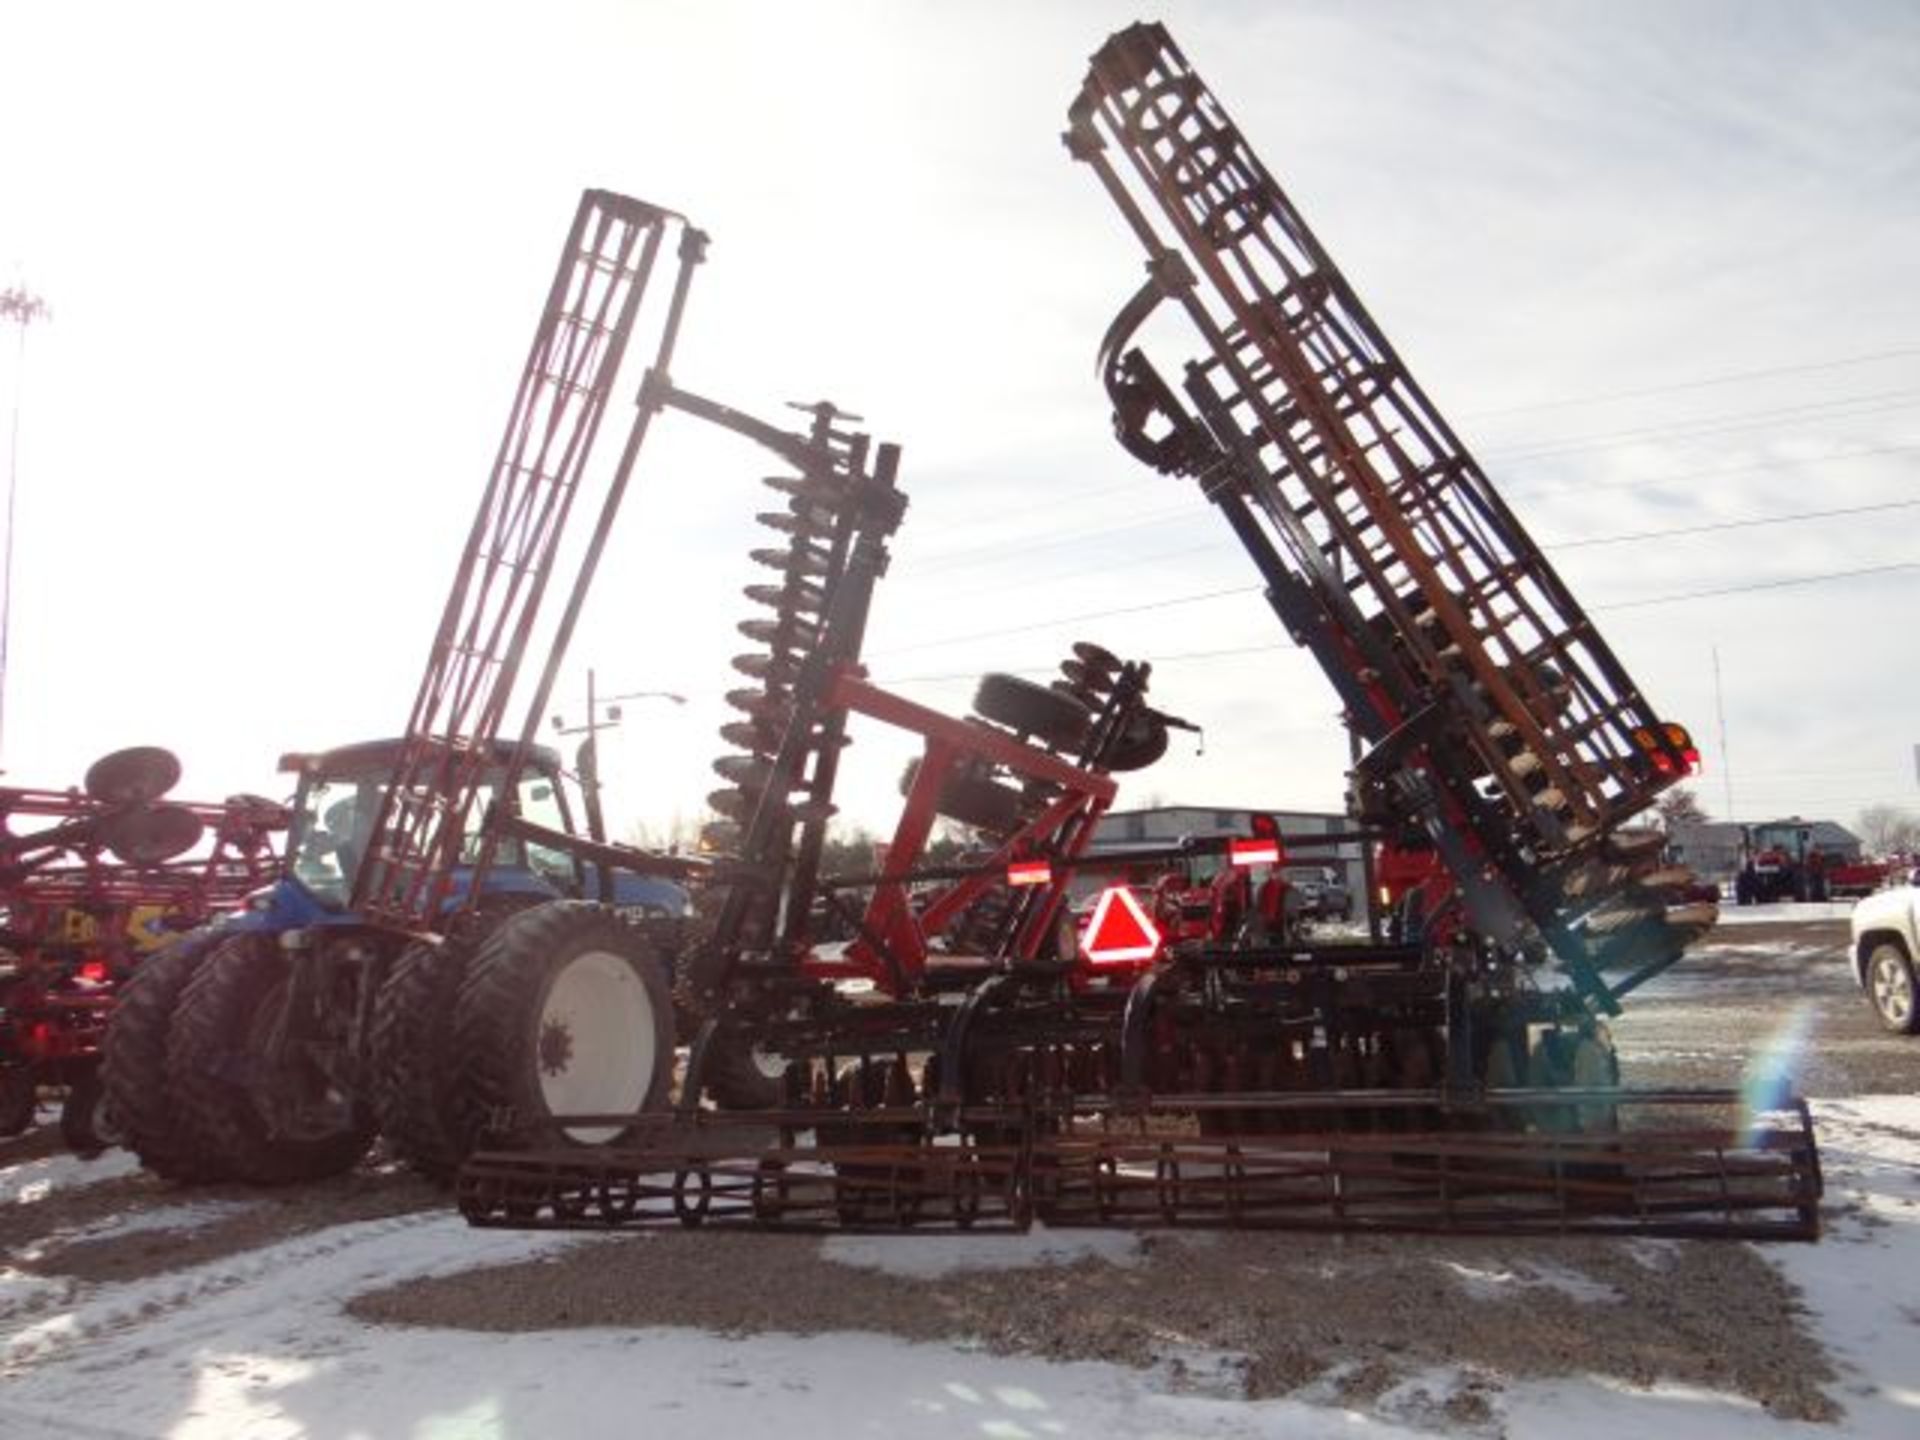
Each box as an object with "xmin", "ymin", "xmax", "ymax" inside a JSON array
[
  {"xmin": 1716, "ymin": 902, "xmax": 1855, "ymax": 926},
  {"xmin": 0, "ymin": 1148, "xmax": 141, "ymax": 1205},
  {"xmin": 1439, "ymin": 1259, "xmax": 1623, "ymax": 1304},
  {"xmin": 0, "ymin": 1207, "xmax": 1427, "ymax": 1440},
  {"xmin": 0, "ymin": 1268, "xmax": 77, "ymax": 1323},
  {"xmin": 821, "ymin": 1224, "xmax": 1145, "ymax": 1279},
  {"xmin": 0, "ymin": 1098, "xmax": 1917, "ymax": 1438}
]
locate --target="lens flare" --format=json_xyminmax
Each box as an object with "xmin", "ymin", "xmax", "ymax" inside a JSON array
[{"xmin": 1741, "ymin": 1000, "xmax": 1814, "ymax": 1134}]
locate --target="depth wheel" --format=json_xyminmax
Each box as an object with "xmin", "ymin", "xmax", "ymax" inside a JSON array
[
  {"xmin": 0, "ymin": 1065, "xmax": 36, "ymax": 1138},
  {"xmin": 704, "ymin": 1036, "xmax": 789, "ymax": 1110},
  {"xmin": 453, "ymin": 902, "xmax": 674, "ymax": 1150},
  {"xmin": 973, "ymin": 673, "xmax": 1091, "ymax": 751},
  {"xmin": 60, "ymin": 1069, "xmax": 123, "ymax": 1158}
]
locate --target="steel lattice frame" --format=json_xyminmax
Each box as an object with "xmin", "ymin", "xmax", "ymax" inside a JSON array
[
  {"xmin": 354, "ymin": 192, "xmax": 698, "ymax": 929},
  {"xmin": 1068, "ymin": 24, "xmax": 1693, "ymax": 864}
]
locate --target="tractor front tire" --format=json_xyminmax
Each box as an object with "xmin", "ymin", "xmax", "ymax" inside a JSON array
[
  {"xmin": 102, "ymin": 929, "xmax": 224, "ymax": 1180},
  {"xmin": 369, "ymin": 939, "xmax": 478, "ymax": 1183},
  {"xmin": 167, "ymin": 934, "xmax": 375, "ymax": 1185},
  {"xmin": 453, "ymin": 903, "xmax": 674, "ymax": 1151}
]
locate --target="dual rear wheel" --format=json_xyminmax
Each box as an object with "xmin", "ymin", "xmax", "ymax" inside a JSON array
[{"xmin": 103, "ymin": 902, "xmax": 677, "ymax": 1185}]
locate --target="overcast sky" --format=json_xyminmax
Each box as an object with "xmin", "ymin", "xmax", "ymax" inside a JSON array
[{"xmin": 1, "ymin": 0, "xmax": 1914, "ymax": 847}]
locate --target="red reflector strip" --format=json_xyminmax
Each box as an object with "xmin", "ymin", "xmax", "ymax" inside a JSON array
[
  {"xmin": 1229, "ymin": 838, "xmax": 1282, "ymax": 867},
  {"xmin": 1006, "ymin": 860, "xmax": 1052, "ymax": 887}
]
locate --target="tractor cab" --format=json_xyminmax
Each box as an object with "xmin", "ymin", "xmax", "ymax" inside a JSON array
[{"xmin": 270, "ymin": 739, "xmax": 687, "ymax": 922}]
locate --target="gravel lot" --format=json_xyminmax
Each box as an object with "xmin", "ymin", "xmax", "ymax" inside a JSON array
[{"xmin": 1, "ymin": 913, "xmax": 1894, "ymax": 1429}]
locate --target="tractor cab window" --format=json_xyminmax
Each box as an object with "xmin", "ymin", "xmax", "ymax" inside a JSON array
[
  {"xmin": 514, "ymin": 773, "xmax": 576, "ymax": 884},
  {"xmin": 447, "ymin": 770, "xmax": 573, "ymax": 884},
  {"xmin": 290, "ymin": 777, "xmax": 383, "ymax": 905}
]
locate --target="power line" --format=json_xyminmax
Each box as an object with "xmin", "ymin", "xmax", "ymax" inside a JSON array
[
  {"xmin": 1593, "ymin": 559, "xmax": 1917, "ymax": 611},
  {"xmin": 1543, "ymin": 497, "xmax": 1920, "ymax": 551},
  {"xmin": 869, "ymin": 583, "xmax": 1255, "ymax": 657},
  {"xmin": 888, "ymin": 498, "xmax": 1918, "ymax": 656},
  {"xmin": 1458, "ymin": 345, "xmax": 1920, "ymax": 422},
  {"xmin": 1504, "ymin": 440, "xmax": 1920, "ymax": 503},
  {"xmin": 908, "ymin": 433, "xmax": 1917, "ymax": 576},
  {"xmin": 879, "ymin": 559, "xmax": 1917, "ymax": 682},
  {"xmin": 910, "ymin": 357, "xmax": 1920, "ymax": 540},
  {"xmin": 883, "ymin": 641, "xmax": 1287, "ymax": 687},
  {"xmin": 1482, "ymin": 389, "xmax": 1920, "ymax": 464}
]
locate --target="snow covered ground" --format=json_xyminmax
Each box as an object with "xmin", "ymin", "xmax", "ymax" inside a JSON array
[
  {"xmin": 0, "ymin": 1097, "xmax": 1915, "ymax": 1438},
  {"xmin": 1716, "ymin": 902, "xmax": 1859, "ymax": 927}
]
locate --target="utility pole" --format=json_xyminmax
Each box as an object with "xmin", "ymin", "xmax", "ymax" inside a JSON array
[
  {"xmin": 0, "ymin": 285, "xmax": 52, "ymax": 769},
  {"xmin": 550, "ymin": 668, "xmax": 686, "ymax": 844}
]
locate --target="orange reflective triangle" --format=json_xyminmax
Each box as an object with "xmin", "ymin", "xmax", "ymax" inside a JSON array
[{"xmin": 1082, "ymin": 884, "xmax": 1162, "ymax": 963}]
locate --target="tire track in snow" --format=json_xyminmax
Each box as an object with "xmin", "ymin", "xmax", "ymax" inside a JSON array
[{"xmin": 0, "ymin": 1209, "xmax": 451, "ymax": 1376}]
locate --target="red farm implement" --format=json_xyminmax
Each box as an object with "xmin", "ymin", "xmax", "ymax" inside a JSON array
[
  {"xmin": 460, "ymin": 25, "xmax": 1817, "ymax": 1242},
  {"xmin": 1, "ymin": 747, "xmax": 285, "ymax": 1151}
]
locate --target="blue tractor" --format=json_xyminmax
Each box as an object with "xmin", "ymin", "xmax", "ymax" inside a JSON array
[
  {"xmin": 102, "ymin": 736, "xmax": 696, "ymax": 1184},
  {"xmin": 102, "ymin": 190, "xmax": 715, "ymax": 1186}
]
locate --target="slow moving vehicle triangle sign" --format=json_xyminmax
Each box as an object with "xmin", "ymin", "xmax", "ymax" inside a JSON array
[{"xmin": 1081, "ymin": 884, "xmax": 1162, "ymax": 965}]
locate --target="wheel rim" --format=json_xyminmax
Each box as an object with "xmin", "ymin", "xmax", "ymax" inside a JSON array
[
  {"xmin": 91, "ymin": 1090, "xmax": 127, "ymax": 1149},
  {"xmin": 537, "ymin": 950, "xmax": 656, "ymax": 1143},
  {"xmin": 1871, "ymin": 952, "xmax": 1914, "ymax": 1027}
]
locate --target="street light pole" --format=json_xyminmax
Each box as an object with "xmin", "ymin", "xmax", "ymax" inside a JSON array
[
  {"xmin": 550, "ymin": 667, "xmax": 687, "ymax": 845},
  {"xmin": 0, "ymin": 285, "xmax": 51, "ymax": 770}
]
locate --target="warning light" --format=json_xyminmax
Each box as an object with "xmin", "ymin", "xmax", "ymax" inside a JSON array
[
  {"xmin": 1080, "ymin": 884, "xmax": 1163, "ymax": 965},
  {"xmin": 1006, "ymin": 860, "xmax": 1052, "ymax": 887},
  {"xmin": 77, "ymin": 960, "xmax": 110, "ymax": 984},
  {"xmin": 1229, "ymin": 837, "xmax": 1281, "ymax": 867}
]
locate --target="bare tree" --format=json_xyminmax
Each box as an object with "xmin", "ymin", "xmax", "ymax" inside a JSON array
[
  {"xmin": 1856, "ymin": 804, "xmax": 1920, "ymax": 856},
  {"xmin": 1655, "ymin": 787, "xmax": 1709, "ymax": 831}
]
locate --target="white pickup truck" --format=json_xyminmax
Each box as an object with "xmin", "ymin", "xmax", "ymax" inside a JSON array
[{"xmin": 1851, "ymin": 880, "xmax": 1920, "ymax": 1033}]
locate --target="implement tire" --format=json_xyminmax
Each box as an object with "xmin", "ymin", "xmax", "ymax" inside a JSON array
[
  {"xmin": 167, "ymin": 933, "xmax": 375, "ymax": 1185},
  {"xmin": 973, "ymin": 673, "xmax": 1091, "ymax": 751},
  {"xmin": 369, "ymin": 939, "xmax": 477, "ymax": 1183},
  {"xmin": 60, "ymin": 1069, "xmax": 122, "ymax": 1158},
  {"xmin": 453, "ymin": 902, "xmax": 674, "ymax": 1151},
  {"xmin": 102, "ymin": 929, "xmax": 225, "ymax": 1180},
  {"xmin": 899, "ymin": 758, "xmax": 1027, "ymax": 835},
  {"xmin": 0, "ymin": 1066, "xmax": 35, "ymax": 1138}
]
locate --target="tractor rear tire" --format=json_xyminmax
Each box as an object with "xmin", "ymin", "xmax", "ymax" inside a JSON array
[
  {"xmin": 102, "ymin": 929, "xmax": 224, "ymax": 1180},
  {"xmin": 972, "ymin": 673, "xmax": 1091, "ymax": 752},
  {"xmin": 369, "ymin": 939, "xmax": 476, "ymax": 1183},
  {"xmin": 453, "ymin": 902, "xmax": 674, "ymax": 1151},
  {"xmin": 166, "ymin": 934, "xmax": 375, "ymax": 1185},
  {"xmin": 60, "ymin": 1069, "xmax": 121, "ymax": 1158}
]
